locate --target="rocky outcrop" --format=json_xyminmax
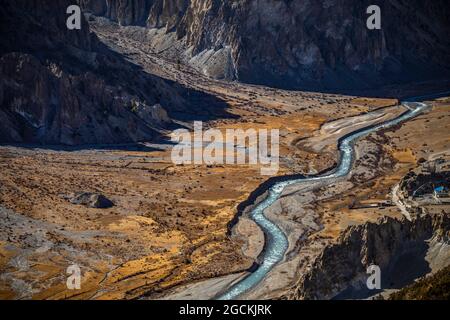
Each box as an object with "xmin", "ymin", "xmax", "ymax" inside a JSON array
[
  {"xmin": 0, "ymin": 0, "xmax": 188, "ymax": 145},
  {"xmin": 83, "ymin": 0, "xmax": 450, "ymax": 90},
  {"xmin": 289, "ymin": 212, "xmax": 450, "ymax": 300},
  {"xmin": 69, "ymin": 192, "xmax": 114, "ymax": 208}
]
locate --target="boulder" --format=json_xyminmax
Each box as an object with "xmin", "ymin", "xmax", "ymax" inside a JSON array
[{"xmin": 69, "ymin": 192, "xmax": 114, "ymax": 208}]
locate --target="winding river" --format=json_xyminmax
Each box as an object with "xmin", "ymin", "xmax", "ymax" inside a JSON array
[{"xmin": 218, "ymin": 97, "xmax": 432, "ymax": 300}]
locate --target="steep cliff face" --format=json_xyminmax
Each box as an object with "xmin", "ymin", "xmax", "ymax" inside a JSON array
[
  {"xmin": 2, "ymin": 0, "xmax": 93, "ymax": 54},
  {"xmin": 0, "ymin": 0, "xmax": 188, "ymax": 145},
  {"xmin": 83, "ymin": 0, "xmax": 450, "ymax": 90},
  {"xmin": 289, "ymin": 213, "xmax": 450, "ymax": 300},
  {"xmin": 147, "ymin": 0, "xmax": 189, "ymax": 30},
  {"xmin": 80, "ymin": 0, "xmax": 153, "ymax": 26},
  {"xmin": 179, "ymin": 0, "xmax": 450, "ymax": 90},
  {"xmin": 105, "ymin": 0, "xmax": 154, "ymax": 26},
  {"xmin": 80, "ymin": 0, "xmax": 190, "ymax": 29}
]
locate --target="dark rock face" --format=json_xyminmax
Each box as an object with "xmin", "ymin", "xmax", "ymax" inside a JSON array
[
  {"xmin": 80, "ymin": 0, "xmax": 154, "ymax": 26},
  {"xmin": 289, "ymin": 213, "xmax": 450, "ymax": 300},
  {"xmin": 78, "ymin": 0, "xmax": 108, "ymax": 16},
  {"xmin": 83, "ymin": 0, "xmax": 450, "ymax": 91},
  {"xmin": 147, "ymin": 0, "xmax": 189, "ymax": 30},
  {"xmin": 104, "ymin": 0, "xmax": 154, "ymax": 26},
  {"xmin": 2, "ymin": 0, "xmax": 93, "ymax": 54},
  {"xmin": 0, "ymin": 0, "xmax": 187, "ymax": 144},
  {"xmin": 179, "ymin": 0, "xmax": 450, "ymax": 90}
]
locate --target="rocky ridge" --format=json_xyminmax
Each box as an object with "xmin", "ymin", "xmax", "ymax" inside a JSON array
[
  {"xmin": 80, "ymin": 0, "xmax": 450, "ymax": 90},
  {"xmin": 289, "ymin": 212, "xmax": 450, "ymax": 300},
  {"xmin": 0, "ymin": 0, "xmax": 190, "ymax": 145}
]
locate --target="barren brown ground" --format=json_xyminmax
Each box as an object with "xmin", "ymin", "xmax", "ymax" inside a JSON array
[{"xmin": 0, "ymin": 91, "xmax": 394, "ymax": 299}]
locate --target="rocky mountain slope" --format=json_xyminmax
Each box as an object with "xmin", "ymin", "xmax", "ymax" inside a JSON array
[
  {"xmin": 80, "ymin": 0, "xmax": 450, "ymax": 91},
  {"xmin": 0, "ymin": 0, "xmax": 189, "ymax": 145},
  {"xmin": 289, "ymin": 212, "xmax": 450, "ymax": 300},
  {"xmin": 389, "ymin": 264, "xmax": 450, "ymax": 300}
]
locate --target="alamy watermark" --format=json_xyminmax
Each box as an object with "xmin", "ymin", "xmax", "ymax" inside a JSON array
[
  {"xmin": 171, "ymin": 122, "xmax": 279, "ymax": 175},
  {"xmin": 367, "ymin": 5, "xmax": 381, "ymax": 30},
  {"xmin": 366, "ymin": 264, "xmax": 381, "ymax": 290},
  {"xmin": 66, "ymin": 5, "xmax": 81, "ymax": 30},
  {"xmin": 66, "ymin": 264, "xmax": 81, "ymax": 290}
]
